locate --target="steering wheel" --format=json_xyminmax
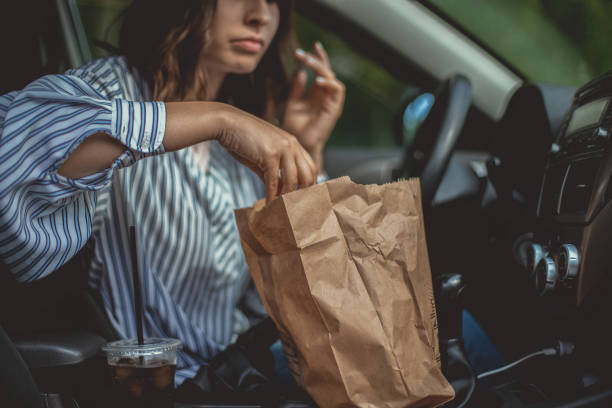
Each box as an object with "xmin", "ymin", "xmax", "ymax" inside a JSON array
[{"xmin": 396, "ymin": 74, "xmax": 472, "ymax": 207}]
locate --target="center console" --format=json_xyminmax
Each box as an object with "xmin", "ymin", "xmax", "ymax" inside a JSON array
[{"xmin": 529, "ymin": 73, "xmax": 612, "ymax": 305}]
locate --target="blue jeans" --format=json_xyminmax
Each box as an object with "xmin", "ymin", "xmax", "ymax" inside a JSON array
[
  {"xmin": 270, "ymin": 340, "xmax": 294, "ymax": 384},
  {"xmin": 462, "ymin": 310, "xmax": 505, "ymax": 374}
]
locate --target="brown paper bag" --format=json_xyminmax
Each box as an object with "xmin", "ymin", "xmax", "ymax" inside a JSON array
[{"xmin": 234, "ymin": 177, "xmax": 454, "ymax": 408}]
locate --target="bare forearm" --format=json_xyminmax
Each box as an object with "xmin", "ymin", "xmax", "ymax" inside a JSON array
[{"xmin": 162, "ymin": 101, "xmax": 231, "ymax": 151}]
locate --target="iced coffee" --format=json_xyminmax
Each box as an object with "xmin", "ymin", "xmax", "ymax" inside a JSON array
[{"xmin": 102, "ymin": 338, "xmax": 181, "ymax": 408}]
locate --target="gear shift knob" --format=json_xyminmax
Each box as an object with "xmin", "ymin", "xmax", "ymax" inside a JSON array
[{"xmin": 436, "ymin": 273, "xmax": 466, "ymax": 341}]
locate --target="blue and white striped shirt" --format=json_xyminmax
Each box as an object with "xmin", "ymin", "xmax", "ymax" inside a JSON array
[
  {"xmin": 0, "ymin": 57, "xmax": 166, "ymax": 282},
  {"xmin": 85, "ymin": 57, "xmax": 267, "ymax": 384}
]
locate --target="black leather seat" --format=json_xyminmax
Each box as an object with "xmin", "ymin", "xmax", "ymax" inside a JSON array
[{"xmin": 15, "ymin": 330, "xmax": 106, "ymax": 370}]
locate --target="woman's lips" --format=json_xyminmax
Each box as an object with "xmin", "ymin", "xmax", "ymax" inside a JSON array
[{"xmin": 231, "ymin": 39, "xmax": 263, "ymax": 53}]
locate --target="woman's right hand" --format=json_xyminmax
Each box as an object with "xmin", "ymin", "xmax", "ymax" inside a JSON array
[
  {"xmin": 217, "ymin": 107, "xmax": 318, "ymax": 202},
  {"xmin": 164, "ymin": 101, "xmax": 318, "ymax": 203}
]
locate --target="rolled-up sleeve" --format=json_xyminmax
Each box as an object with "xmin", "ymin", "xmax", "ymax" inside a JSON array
[
  {"xmin": 1, "ymin": 74, "xmax": 165, "ymax": 195},
  {"xmin": 112, "ymin": 98, "xmax": 165, "ymax": 155}
]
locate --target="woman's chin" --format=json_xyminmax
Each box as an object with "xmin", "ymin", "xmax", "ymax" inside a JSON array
[
  {"xmin": 224, "ymin": 55, "xmax": 263, "ymax": 75},
  {"xmin": 228, "ymin": 64, "xmax": 258, "ymax": 75}
]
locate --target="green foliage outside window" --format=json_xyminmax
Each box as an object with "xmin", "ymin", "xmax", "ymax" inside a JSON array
[
  {"xmin": 76, "ymin": 0, "xmax": 127, "ymax": 56},
  {"xmin": 428, "ymin": 0, "xmax": 612, "ymax": 86}
]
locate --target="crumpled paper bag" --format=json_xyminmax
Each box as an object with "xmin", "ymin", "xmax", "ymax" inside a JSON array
[{"xmin": 234, "ymin": 177, "xmax": 454, "ymax": 407}]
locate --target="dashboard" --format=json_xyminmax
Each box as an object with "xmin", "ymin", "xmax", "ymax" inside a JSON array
[{"xmin": 530, "ymin": 73, "xmax": 612, "ymax": 306}]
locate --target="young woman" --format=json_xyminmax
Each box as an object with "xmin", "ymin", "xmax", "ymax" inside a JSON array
[
  {"xmin": 86, "ymin": 0, "xmax": 345, "ymax": 384},
  {"xmin": 0, "ymin": 0, "xmax": 341, "ymax": 405}
]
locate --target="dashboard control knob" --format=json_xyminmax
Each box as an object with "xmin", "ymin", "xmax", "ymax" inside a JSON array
[
  {"xmin": 527, "ymin": 243, "xmax": 546, "ymax": 277},
  {"xmin": 536, "ymin": 257, "xmax": 558, "ymax": 296},
  {"xmin": 559, "ymin": 244, "xmax": 580, "ymax": 281}
]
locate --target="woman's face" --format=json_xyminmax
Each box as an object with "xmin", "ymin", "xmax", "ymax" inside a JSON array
[{"xmin": 202, "ymin": 0, "xmax": 281, "ymax": 75}]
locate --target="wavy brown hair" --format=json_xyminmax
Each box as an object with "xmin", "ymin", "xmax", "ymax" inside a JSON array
[{"xmin": 119, "ymin": 0, "xmax": 295, "ymax": 118}]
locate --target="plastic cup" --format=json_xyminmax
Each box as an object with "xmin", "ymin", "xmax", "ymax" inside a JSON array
[{"xmin": 102, "ymin": 338, "xmax": 182, "ymax": 408}]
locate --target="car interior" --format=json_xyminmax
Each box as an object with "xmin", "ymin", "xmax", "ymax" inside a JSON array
[{"xmin": 3, "ymin": 0, "xmax": 612, "ymax": 407}]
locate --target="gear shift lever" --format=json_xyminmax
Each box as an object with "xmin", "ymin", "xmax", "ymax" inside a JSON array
[
  {"xmin": 437, "ymin": 274, "xmax": 465, "ymax": 343},
  {"xmin": 436, "ymin": 274, "xmax": 476, "ymax": 408}
]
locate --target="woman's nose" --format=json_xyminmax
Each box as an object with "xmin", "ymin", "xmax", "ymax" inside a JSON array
[{"xmin": 245, "ymin": 0, "xmax": 272, "ymax": 27}]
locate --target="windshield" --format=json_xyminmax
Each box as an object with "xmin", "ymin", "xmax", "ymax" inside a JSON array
[{"xmin": 427, "ymin": 0, "xmax": 612, "ymax": 87}]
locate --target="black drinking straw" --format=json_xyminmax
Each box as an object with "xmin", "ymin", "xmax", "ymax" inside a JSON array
[{"xmin": 129, "ymin": 226, "xmax": 144, "ymax": 346}]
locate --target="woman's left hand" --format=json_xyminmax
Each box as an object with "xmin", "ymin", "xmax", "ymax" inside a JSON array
[{"xmin": 282, "ymin": 42, "xmax": 345, "ymax": 172}]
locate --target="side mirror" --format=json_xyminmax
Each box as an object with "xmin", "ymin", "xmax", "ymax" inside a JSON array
[{"xmin": 394, "ymin": 92, "xmax": 435, "ymax": 147}]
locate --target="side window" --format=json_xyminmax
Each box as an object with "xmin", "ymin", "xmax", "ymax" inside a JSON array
[
  {"xmin": 76, "ymin": 0, "xmax": 127, "ymax": 59},
  {"xmin": 294, "ymin": 13, "xmax": 421, "ymax": 148}
]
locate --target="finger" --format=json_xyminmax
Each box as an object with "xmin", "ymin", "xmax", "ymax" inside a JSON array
[
  {"xmin": 295, "ymin": 48, "xmax": 334, "ymax": 79},
  {"xmin": 288, "ymin": 69, "xmax": 307, "ymax": 102},
  {"xmin": 314, "ymin": 76, "xmax": 344, "ymax": 95},
  {"xmin": 296, "ymin": 149, "xmax": 316, "ymax": 188},
  {"xmin": 314, "ymin": 41, "xmax": 331, "ymax": 68},
  {"xmin": 264, "ymin": 161, "xmax": 280, "ymax": 204},
  {"xmin": 299, "ymin": 145, "xmax": 318, "ymax": 181},
  {"xmin": 280, "ymin": 153, "xmax": 298, "ymax": 195}
]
